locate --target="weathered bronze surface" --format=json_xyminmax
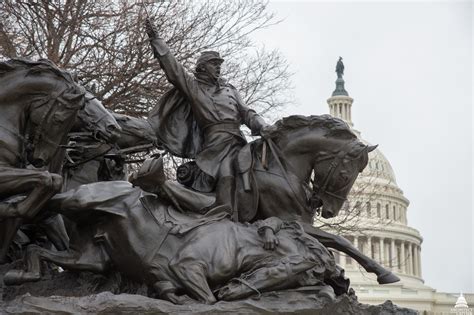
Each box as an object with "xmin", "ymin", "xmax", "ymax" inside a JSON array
[{"xmin": 0, "ymin": 21, "xmax": 406, "ymax": 312}]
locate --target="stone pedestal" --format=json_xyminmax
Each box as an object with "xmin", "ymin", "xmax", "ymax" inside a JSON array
[
  {"xmin": 1, "ymin": 290, "xmax": 418, "ymax": 315},
  {"xmin": 0, "ymin": 267, "xmax": 418, "ymax": 315}
]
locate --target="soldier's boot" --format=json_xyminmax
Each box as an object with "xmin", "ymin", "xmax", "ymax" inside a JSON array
[{"xmin": 214, "ymin": 176, "xmax": 237, "ymax": 221}]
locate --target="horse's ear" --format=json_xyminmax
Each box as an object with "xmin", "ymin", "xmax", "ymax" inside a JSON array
[{"xmin": 367, "ymin": 145, "xmax": 378, "ymax": 152}]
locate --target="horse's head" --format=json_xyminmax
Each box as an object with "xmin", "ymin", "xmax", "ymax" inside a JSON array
[
  {"xmin": 312, "ymin": 141, "xmax": 377, "ymax": 218},
  {"xmin": 28, "ymin": 84, "xmax": 87, "ymax": 167},
  {"xmin": 0, "ymin": 59, "xmax": 94, "ymax": 168},
  {"xmin": 77, "ymin": 92, "xmax": 122, "ymax": 143},
  {"xmin": 263, "ymin": 115, "xmax": 376, "ymax": 220}
]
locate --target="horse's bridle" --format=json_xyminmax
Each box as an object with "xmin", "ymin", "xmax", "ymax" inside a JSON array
[
  {"xmin": 0, "ymin": 87, "xmax": 74, "ymax": 166},
  {"xmin": 30, "ymin": 86, "xmax": 84, "ymax": 154},
  {"xmin": 312, "ymin": 141, "xmax": 368, "ymax": 202}
]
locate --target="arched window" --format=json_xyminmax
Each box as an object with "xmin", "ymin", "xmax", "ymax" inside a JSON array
[
  {"xmin": 393, "ymin": 205, "xmax": 397, "ymax": 221},
  {"xmin": 366, "ymin": 202, "xmax": 371, "ymax": 217},
  {"xmin": 377, "ymin": 203, "xmax": 381, "ymax": 218},
  {"xmin": 385, "ymin": 204, "xmax": 390, "ymax": 219}
]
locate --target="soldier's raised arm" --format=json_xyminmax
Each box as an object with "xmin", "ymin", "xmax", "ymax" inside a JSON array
[{"xmin": 145, "ymin": 18, "xmax": 196, "ymax": 97}]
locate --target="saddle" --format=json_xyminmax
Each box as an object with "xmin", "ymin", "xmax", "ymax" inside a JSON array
[{"xmin": 130, "ymin": 140, "xmax": 303, "ymax": 223}]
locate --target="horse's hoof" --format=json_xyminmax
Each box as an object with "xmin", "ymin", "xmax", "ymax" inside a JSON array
[
  {"xmin": 377, "ymin": 272, "xmax": 400, "ymax": 284},
  {"xmin": 3, "ymin": 270, "xmax": 40, "ymax": 285}
]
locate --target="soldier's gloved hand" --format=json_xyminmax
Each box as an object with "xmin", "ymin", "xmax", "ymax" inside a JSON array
[
  {"xmin": 259, "ymin": 124, "xmax": 276, "ymax": 139},
  {"xmin": 145, "ymin": 18, "xmax": 158, "ymax": 39}
]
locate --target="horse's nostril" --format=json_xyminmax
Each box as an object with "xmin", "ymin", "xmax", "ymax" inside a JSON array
[
  {"xmin": 106, "ymin": 125, "xmax": 118, "ymax": 131},
  {"xmin": 321, "ymin": 208, "xmax": 334, "ymax": 219},
  {"xmin": 31, "ymin": 158, "xmax": 45, "ymax": 168}
]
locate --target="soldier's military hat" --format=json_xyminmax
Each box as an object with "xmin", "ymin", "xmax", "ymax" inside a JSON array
[{"xmin": 196, "ymin": 51, "xmax": 224, "ymax": 65}]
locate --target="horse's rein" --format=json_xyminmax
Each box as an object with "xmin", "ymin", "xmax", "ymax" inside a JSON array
[
  {"xmin": 31, "ymin": 86, "xmax": 84, "ymax": 152},
  {"xmin": 312, "ymin": 141, "xmax": 368, "ymax": 202},
  {"xmin": 32, "ymin": 87, "xmax": 68, "ymax": 149},
  {"xmin": 0, "ymin": 88, "xmax": 71, "ymax": 165},
  {"xmin": 263, "ymin": 138, "xmax": 312, "ymax": 215}
]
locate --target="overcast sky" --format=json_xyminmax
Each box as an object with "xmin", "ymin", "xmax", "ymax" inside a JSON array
[{"xmin": 249, "ymin": 0, "xmax": 473, "ymax": 293}]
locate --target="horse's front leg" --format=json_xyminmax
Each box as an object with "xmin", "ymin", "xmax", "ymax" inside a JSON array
[
  {"xmin": 301, "ymin": 223, "xmax": 400, "ymax": 284},
  {"xmin": 0, "ymin": 168, "xmax": 62, "ymax": 263},
  {"xmin": 4, "ymin": 242, "xmax": 110, "ymax": 286},
  {"xmin": 38, "ymin": 213, "xmax": 70, "ymax": 251},
  {"xmin": 0, "ymin": 168, "xmax": 62, "ymax": 219}
]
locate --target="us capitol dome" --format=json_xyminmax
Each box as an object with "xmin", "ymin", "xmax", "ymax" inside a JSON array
[{"xmin": 317, "ymin": 59, "xmax": 473, "ymax": 314}]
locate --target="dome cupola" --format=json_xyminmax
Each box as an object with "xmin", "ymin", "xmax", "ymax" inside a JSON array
[{"xmin": 327, "ymin": 57, "xmax": 353, "ymax": 127}]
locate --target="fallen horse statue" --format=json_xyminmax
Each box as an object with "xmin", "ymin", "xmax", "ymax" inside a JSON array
[{"xmin": 5, "ymin": 181, "xmax": 347, "ymax": 305}]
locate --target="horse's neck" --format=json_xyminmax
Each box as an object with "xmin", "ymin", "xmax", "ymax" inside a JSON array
[
  {"xmin": 276, "ymin": 131, "xmax": 351, "ymax": 182},
  {"xmin": 1, "ymin": 71, "xmax": 55, "ymax": 133},
  {"xmin": 0, "ymin": 72, "xmax": 57, "ymax": 166},
  {"xmin": 0, "ymin": 105, "xmax": 25, "ymax": 132},
  {"xmin": 273, "ymin": 133, "xmax": 321, "ymax": 183},
  {"xmin": 0, "ymin": 102, "xmax": 29, "ymax": 166}
]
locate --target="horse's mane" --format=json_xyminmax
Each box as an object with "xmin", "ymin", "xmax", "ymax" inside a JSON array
[
  {"xmin": 0, "ymin": 58, "xmax": 77, "ymax": 84},
  {"xmin": 266, "ymin": 115, "xmax": 357, "ymax": 140}
]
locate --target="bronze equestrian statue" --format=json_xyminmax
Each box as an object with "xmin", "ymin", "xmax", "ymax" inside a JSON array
[
  {"xmin": 0, "ymin": 59, "xmax": 121, "ymax": 263},
  {"xmin": 144, "ymin": 114, "xmax": 399, "ymax": 285},
  {"xmin": 143, "ymin": 19, "xmax": 399, "ymax": 286},
  {"xmin": 1, "ymin": 21, "xmax": 400, "ymax": 305},
  {"xmin": 5, "ymin": 114, "xmax": 397, "ymax": 304}
]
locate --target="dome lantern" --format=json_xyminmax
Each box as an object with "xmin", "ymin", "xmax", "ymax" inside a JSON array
[{"xmin": 328, "ymin": 57, "xmax": 354, "ymax": 126}]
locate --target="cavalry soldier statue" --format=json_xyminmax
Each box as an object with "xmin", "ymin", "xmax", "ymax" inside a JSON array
[{"xmin": 145, "ymin": 19, "xmax": 268, "ymax": 220}]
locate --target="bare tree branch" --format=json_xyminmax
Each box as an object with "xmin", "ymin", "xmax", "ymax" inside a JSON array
[{"xmin": 0, "ymin": 0, "xmax": 293, "ymax": 120}]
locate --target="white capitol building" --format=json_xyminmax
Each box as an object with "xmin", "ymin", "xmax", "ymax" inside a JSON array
[{"xmin": 317, "ymin": 69, "xmax": 473, "ymax": 314}]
